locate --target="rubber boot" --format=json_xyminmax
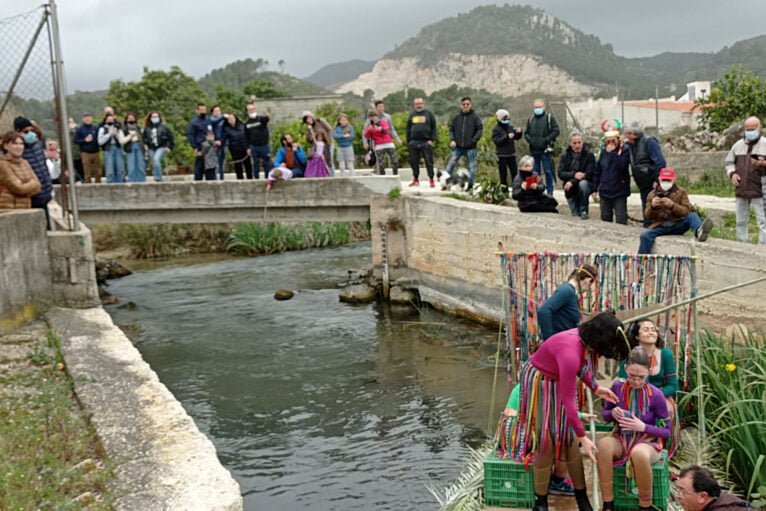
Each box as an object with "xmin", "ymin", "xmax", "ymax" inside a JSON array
[{"xmin": 533, "ymin": 493, "xmax": 548, "ymax": 511}]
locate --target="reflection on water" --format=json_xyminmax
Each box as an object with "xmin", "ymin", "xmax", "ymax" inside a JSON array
[{"xmin": 106, "ymin": 243, "xmax": 507, "ymax": 510}]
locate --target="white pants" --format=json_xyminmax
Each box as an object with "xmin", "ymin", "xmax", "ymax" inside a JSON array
[{"xmin": 735, "ymin": 196, "xmax": 766, "ymax": 244}]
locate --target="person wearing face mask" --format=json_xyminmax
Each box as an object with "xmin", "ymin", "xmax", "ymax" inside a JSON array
[
  {"xmin": 209, "ymin": 105, "xmax": 227, "ymax": 180},
  {"xmin": 524, "ymin": 99, "xmax": 560, "ymax": 196},
  {"xmin": 637, "ymin": 167, "xmax": 713, "ymax": 254},
  {"xmin": 98, "ymin": 113, "xmax": 125, "ymax": 183},
  {"xmin": 118, "ymin": 112, "xmax": 146, "ymax": 182},
  {"xmin": 74, "ymin": 112, "xmax": 101, "ymax": 183},
  {"xmin": 491, "ymin": 108, "xmax": 523, "ymax": 189},
  {"xmin": 13, "ymin": 116, "xmax": 53, "ymax": 228},
  {"xmin": 406, "ymin": 98, "xmax": 437, "ymax": 187},
  {"xmin": 512, "ymin": 155, "xmax": 558, "ymax": 213},
  {"xmin": 142, "ymin": 111, "xmax": 174, "ymax": 182},
  {"xmin": 724, "ymin": 116, "xmax": 766, "ymax": 245},
  {"xmin": 188, "ymin": 103, "xmax": 211, "ymax": 181}
]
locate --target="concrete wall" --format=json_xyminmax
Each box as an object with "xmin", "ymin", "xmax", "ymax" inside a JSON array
[
  {"xmin": 0, "ymin": 210, "xmax": 52, "ymax": 324},
  {"xmin": 68, "ymin": 177, "xmax": 400, "ymax": 224},
  {"xmin": 371, "ymin": 196, "xmax": 766, "ymax": 329},
  {"xmin": 256, "ymin": 95, "xmax": 344, "ymax": 124},
  {"xmin": 48, "ymin": 206, "xmax": 100, "ymax": 308},
  {"xmin": 666, "ymin": 151, "xmax": 727, "ymax": 182},
  {"xmin": 47, "ymin": 307, "xmax": 242, "ymax": 511}
]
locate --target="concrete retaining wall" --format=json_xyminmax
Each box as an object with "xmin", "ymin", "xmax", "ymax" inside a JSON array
[
  {"xmin": 255, "ymin": 95, "xmax": 344, "ymax": 124},
  {"xmin": 0, "ymin": 210, "xmax": 52, "ymax": 324},
  {"xmin": 371, "ymin": 196, "xmax": 766, "ymax": 329},
  {"xmin": 47, "ymin": 307, "xmax": 242, "ymax": 511},
  {"xmin": 48, "ymin": 206, "xmax": 100, "ymax": 308},
  {"xmin": 68, "ymin": 176, "xmax": 400, "ymax": 224},
  {"xmin": 666, "ymin": 151, "xmax": 727, "ymax": 182}
]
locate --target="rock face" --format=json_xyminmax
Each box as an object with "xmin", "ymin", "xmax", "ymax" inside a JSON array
[
  {"xmin": 335, "ymin": 53, "xmax": 596, "ymax": 99},
  {"xmin": 274, "ymin": 289, "xmax": 295, "ymax": 301},
  {"xmin": 339, "ymin": 284, "xmax": 377, "ymax": 304},
  {"xmin": 389, "ymin": 286, "xmax": 416, "ymax": 305}
]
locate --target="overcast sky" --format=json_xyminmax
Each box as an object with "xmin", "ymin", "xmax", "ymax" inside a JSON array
[{"xmin": 3, "ymin": 0, "xmax": 766, "ymax": 93}]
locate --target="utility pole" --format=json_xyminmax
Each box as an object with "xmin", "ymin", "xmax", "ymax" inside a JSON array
[{"xmin": 655, "ymin": 85, "xmax": 660, "ymax": 136}]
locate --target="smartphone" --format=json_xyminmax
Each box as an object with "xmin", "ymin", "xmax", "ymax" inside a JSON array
[{"xmin": 623, "ymin": 411, "xmax": 633, "ymax": 419}]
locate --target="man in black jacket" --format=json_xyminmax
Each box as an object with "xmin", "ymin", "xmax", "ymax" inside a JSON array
[
  {"xmin": 558, "ymin": 130, "xmax": 596, "ymax": 219},
  {"xmin": 244, "ymin": 103, "xmax": 272, "ymax": 179},
  {"xmin": 444, "ymin": 97, "xmax": 483, "ymax": 188},
  {"xmin": 524, "ymin": 99, "xmax": 560, "ymax": 196},
  {"xmin": 676, "ymin": 466, "xmax": 751, "ymax": 511},
  {"xmin": 406, "ymin": 97, "xmax": 437, "ymax": 187}
]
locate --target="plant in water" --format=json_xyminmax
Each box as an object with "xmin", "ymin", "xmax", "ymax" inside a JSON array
[
  {"xmin": 427, "ymin": 443, "xmax": 492, "ymax": 511},
  {"xmin": 679, "ymin": 328, "xmax": 766, "ymax": 497},
  {"xmin": 226, "ymin": 222, "xmax": 364, "ymax": 255}
]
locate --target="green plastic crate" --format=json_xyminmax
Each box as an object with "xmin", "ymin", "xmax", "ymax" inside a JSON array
[
  {"xmin": 613, "ymin": 450, "xmax": 669, "ymax": 511},
  {"xmin": 483, "ymin": 451, "xmax": 535, "ymax": 508}
]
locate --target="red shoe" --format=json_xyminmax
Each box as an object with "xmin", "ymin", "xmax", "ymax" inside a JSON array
[
  {"xmin": 429, "ymin": 178, "xmax": 435, "ymax": 188},
  {"xmin": 409, "ymin": 179, "xmax": 420, "ymax": 187}
]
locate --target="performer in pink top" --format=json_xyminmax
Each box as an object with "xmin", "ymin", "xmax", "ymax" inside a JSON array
[{"xmin": 510, "ymin": 311, "xmax": 632, "ymax": 511}]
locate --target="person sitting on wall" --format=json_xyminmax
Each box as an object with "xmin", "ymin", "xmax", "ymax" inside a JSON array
[
  {"xmin": 637, "ymin": 167, "xmax": 713, "ymax": 254},
  {"xmin": 512, "ymin": 155, "xmax": 558, "ymax": 213},
  {"xmin": 273, "ymin": 134, "xmax": 307, "ymax": 177}
]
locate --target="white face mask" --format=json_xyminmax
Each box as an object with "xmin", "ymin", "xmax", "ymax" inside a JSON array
[
  {"xmin": 659, "ymin": 181, "xmax": 673, "ymax": 192},
  {"xmin": 248, "ymin": 112, "xmax": 258, "ymax": 119}
]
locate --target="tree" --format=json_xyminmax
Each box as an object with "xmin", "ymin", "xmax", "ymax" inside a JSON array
[
  {"xmin": 213, "ymin": 85, "xmax": 247, "ymax": 116},
  {"xmin": 698, "ymin": 65, "xmax": 766, "ymax": 132},
  {"xmin": 242, "ymin": 79, "xmax": 289, "ymax": 100},
  {"xmin": 107, "ymin": 66, "xmax": 208, "ymax": 165}
]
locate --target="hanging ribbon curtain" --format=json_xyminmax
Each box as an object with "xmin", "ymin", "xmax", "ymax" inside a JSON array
[{"xmin": 499, "ymin": 251, "xmax": 697, "ymax": 388}]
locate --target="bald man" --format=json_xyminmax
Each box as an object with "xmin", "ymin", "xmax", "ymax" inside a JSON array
[{"xmin": 725, "ymin": 116, "xmax": 766, "ymax": 244}]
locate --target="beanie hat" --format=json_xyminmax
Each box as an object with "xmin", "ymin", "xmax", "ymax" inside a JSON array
[
  {"xmin": 13, "ymin": 116, "xmax": 32, "ymax": 132},
  {"xmin": 496, "ymin": 109, "xmax": 510, "ymax": 122},
  {"xmin": 658, "ymin": 167, "xmax": 676, "ymax": 181}
]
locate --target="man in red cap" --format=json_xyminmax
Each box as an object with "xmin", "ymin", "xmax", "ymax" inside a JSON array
[{"xmin": 638, "ymin": 167, "xmax": 714, "ymax": 253}]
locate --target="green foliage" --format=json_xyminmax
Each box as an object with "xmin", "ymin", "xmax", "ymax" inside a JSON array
[
  {"xmin": 92, "ymin": 224, "xmax": 231, "ymax": 259},
  {"xmin": 226, "ymin": 222, "xmax": 367, "ymax": 255},
  {"xmin": 304, "ymin": 59, "xmax": 377, "ymax": 88},
  {"xmin": 709, "ymin": 210, "xmax": 759, "ymax": 243},
  {"xmin": 242, "ymin": 79, "xmax": 288, "ymax": 99},
  {"xmin": 212, "ymin": 85, "xmax": 247, "ymax": 115},
  {"xmin": 470, "ymin": 176, "xmax": 509, "ymax": 204},
  {"xmin": 698, "ymin": 66, "xmax": 766, "ymax": 132},
  {"xmin": 680, "ymin": 329, "xmax": 766, "ymax": 495},
  {"xmin": 0, "ymin": 332, "xmax": 112, "ymax": 509},
  {"xmin": 387, "ymin": 187, "xmax": 402, "ymax": 198},
  {"xmin": 675, "ymin": 169, "xmax": 734, "ymax": 198},
  {"xmin": 198, "ymin": 58, "xmax": 269, "ymax": 95},
  {"xmin": 107, "ymin": 66, "xmax": 209, "ymax": 166}
]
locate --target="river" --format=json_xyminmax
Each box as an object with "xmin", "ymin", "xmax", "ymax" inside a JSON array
[{"xmin": 105, "ymin": 243, "xmax": 507, "ymax": 510}]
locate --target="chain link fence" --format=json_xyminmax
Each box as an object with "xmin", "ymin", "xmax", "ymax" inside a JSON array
[{"xmin": 0, "ymin": 3, "xmax": 79, "ymax": 229}]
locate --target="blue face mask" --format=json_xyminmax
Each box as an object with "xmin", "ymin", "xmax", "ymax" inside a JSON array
[
  {"xmin": 500, "ymin": 119, "xmax": 510, "ymax": 125},
  {"xmin": 534, "ymin": 107, "xmax": 544, "ymax": 116},
  {"xmin": 23, "ymin": 131, "xmax": 38, "ymax": 144},
  {"xmin": 151, "ymin": 117, "xmax": 160, "ymax": 124},
  {"xmin": 745, "ymin": 129, "xmax": 760, "ymax": 141}
]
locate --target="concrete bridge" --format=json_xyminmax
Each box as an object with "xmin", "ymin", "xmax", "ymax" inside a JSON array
[{"xmin": 65, "ymin": 176, "xmax": 400, "ymax": 224}]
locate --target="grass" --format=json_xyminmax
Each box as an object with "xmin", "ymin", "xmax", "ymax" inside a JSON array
[
  {"xmin": 226, "ymin": 222, "xmax": 369, "ymax": 255},
  {"xmin": 0, "ymin": 331, "xmax": 112, "ymax": 509},
  {"xmin": 680, "ymin": 329, "xmax": 766, "ymax": 498},
  {"xmin": 709, "ymin": 210, "xmax": 758, "ymax": 242},
  {"xmin": 92, "ymin": 222, "xmax": 371, "ymax": 259},
  {"xmin": 676, "ymin": 169, "xmax": 735, "ymax": 198}
]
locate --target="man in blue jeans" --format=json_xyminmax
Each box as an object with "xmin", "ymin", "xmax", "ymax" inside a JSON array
[
  {"xmin": 444, "ymin": 96, "xmax": 483, "ymax": 188},
  {"xmin": 638, "ymin": 167, "xmax": 713, "ymax": 254},
  {"xmin": 525, "ymin": 99, "xmax": 560, "ymax": 196}
]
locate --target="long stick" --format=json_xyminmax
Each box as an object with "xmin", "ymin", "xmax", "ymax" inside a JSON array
[
  {"xmin": 619, "ymin": 274, "xmax": 766, "ymax": 325},
  {"xmin": 586, "ymin": 388, "xmax": 600, "ymax": 508}
]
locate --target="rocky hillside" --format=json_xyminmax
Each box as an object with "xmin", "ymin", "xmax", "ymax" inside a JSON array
[
  {"xmin": 338, "ymin": 54, "xmax": 595, "ymax": 99},
  {"xmin": 335, "ymin": 4, "xmax": 766, "ymax": 100},
  {"xmin": 304, "ymin": 59, "xmax": 376, "ymax": 88}
]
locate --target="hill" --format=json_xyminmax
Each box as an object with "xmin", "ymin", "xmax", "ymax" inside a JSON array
[
  {"xmin": 199, "ymin": 58, "xmax": 330, "ymax": 97},
  {"xmin": 337, "ymin": 4, "xmax": 766, "ymax": 100},
  {"xmin": 304, "ymin": 59, "xmax": 377, "ymax": 88}
]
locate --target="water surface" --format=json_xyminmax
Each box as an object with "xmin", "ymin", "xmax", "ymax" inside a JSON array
[{"xmin": 106, "ymin": 243, "xmax": 506, "ymax": 510}]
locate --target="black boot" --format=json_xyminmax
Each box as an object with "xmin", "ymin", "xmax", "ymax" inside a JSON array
[
  {"xmin": 532, "ymin": 493, "xmax": 548, "ymax": 511},
  {"xmin": 601, "ymin": 501, "xmax": 615, "ymax": 511},
  {"xmin": 575, "ymin": 488, "xmax": 592, "ymax": 511}
]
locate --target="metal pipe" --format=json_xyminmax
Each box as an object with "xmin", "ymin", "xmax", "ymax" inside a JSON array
[
  {"xmin": 48, "ymin": 0, "xmax": 79, "ymax": 231},
  {"xmin": 0, "ymin": 12, "xmax": 47, "ymax": 119}
]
